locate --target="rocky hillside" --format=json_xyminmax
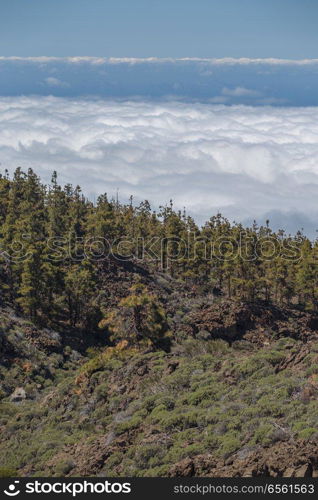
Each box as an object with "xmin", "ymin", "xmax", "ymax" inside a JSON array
[{"xmin": 1, "ymin": 284, "xmax": 318, "ymax": 477}]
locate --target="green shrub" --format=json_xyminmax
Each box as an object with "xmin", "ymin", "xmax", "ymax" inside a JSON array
[
  {"xmin": 306, "ymin": 364, "xmax": 318, "ymax": 376},
  {"xmin": 252, "ymin": 423, "xmax": 273, "ymax": 446},
  {"xmin": 134, "ymin": 444, "xmax": 165, "ymax": 468},
  {"xmin": 0, "ymin": 467, "xmax": 18, "ymax": 478},
  {"xmin": 298, "ymin": 428, "xmax": 317, "ymax": 439},
  {"xmin": 218, "ymin": 433, "xmax": 241, "ymax": 457},
  {"xmin": 95, "ymin": 382, "xmax": 109, "ymax": 401},
  {"xmin": 54, "ymin": 460, "xmax": 74, "ymax": 476},
  {"xmin": 114, "ymin": 415, "xmax": 143, "ymax": 435}
]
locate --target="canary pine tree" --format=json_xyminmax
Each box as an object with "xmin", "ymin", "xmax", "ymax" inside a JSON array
[{"xmin": 99, "ymin": 283, "xmax": 169, "ymax": 348}]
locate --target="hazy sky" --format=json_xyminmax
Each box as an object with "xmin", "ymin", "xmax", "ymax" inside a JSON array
[{"xmin": 1, "ymin": 0, "xmax": 318, "ymax": 58}]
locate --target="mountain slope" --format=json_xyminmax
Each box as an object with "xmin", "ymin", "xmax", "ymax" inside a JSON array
[{"xmin": 1, "ymin": 293, "xmax": 318, "ymax": 477}]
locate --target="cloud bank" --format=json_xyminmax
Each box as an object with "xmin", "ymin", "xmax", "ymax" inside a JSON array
[
  {"xmin": 0, "ymin": 97, "xmax": 318, "ymax": 236},
  {"xmin": 1, "ymin": 57, "xmax": 318, "ymax": 65}
]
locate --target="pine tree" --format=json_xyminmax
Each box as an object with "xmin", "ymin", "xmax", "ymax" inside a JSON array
[{"xmin": 99, "ymin": 283, "xmax": 169, "ymax": 348}]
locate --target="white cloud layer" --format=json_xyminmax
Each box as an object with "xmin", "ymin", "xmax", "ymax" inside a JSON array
[
  {"xmin": 1, "ymin": 57, "xmax": 318, "ymax": 66},
  {"xmin": 0, "ymin": 97, "xmax": 318, "ymax": 236}
]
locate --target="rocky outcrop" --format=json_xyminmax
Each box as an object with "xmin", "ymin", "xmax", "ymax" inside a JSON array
[
  {"xmin": 23, "ymin": 327, "xmax": 62, "ymax": 353},
  {"xmin": 10, "ymin": 387, "xmax": 26, "ymax": 403},
  {"xmin": 169, "ymin": 441, "xmax": 318, "ymax": 477},
  {"xmin": 187, "ymin": 301, "xmax": 318, "ymax": 345}
]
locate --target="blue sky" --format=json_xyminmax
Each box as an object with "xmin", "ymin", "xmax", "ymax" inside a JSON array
[
  {"xmin": 1, "ymin": 0, "xmax": 318, "ymax": 58},
  {"xmin": 1, "ymin": 57, "xmax": 318, "ymax": 106}
]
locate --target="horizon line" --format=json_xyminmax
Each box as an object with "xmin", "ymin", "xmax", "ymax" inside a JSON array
[{"xmin": 1, "ymin": 56, "xmax": 318, "ymax": 66}]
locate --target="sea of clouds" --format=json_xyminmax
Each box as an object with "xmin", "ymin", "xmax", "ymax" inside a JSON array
[{"xmin": 0, "ymin": 96, "xmax": 318, "ymax": 236}]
